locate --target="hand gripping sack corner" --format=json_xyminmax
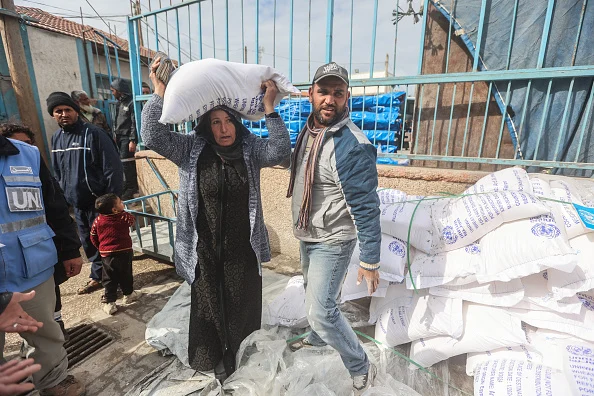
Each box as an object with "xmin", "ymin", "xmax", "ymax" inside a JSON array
[{"xmin": 159, "ymin": 58, "xmax": 300, "ymax": 124}]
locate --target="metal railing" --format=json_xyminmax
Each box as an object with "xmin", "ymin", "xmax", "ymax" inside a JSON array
[{"xmin": 126, "ymin": 0, "xmax": 594, "ymax": 173}]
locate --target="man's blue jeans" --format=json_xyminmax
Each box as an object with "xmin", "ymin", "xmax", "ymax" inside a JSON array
[{"xmin": 300, "ymin": 239, "xmax": 369, "ymax": 376}]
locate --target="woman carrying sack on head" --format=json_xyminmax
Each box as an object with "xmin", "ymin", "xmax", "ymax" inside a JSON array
[{"xmin": 141, "ymin": 58, "xmax": 291, "ymax": 381}]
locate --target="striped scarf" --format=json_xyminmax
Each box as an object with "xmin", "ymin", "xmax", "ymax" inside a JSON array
[{"xmin": 287, "ymin": 109, "xmax": 349, "ymax": 229}]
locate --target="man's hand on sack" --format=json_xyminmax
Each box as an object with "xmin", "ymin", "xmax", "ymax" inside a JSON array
[
  {"xmin": 0, "ymin": 292, "xmax": 43, "ymax": 333},
  {"xmin": 356, "ymin": 265, "xmax": 380, "ymax": 295},
  {"xmin": 261, "ymin": 80, "xmax": 279, "ymax": 114},
  {"xmin": 63, "ymin": 257, "xmax": 83, "ymax": 277},
  {"xmin": 129, "ymin": 141, "xmax": 137, "ymax": 153},
  {"xmin": 0, "ymin": 359, "xmax": 41, "ymax": 396},
  {"xmin": 149, "ymin": 57, "xmax": 167, "ymax": 99}
]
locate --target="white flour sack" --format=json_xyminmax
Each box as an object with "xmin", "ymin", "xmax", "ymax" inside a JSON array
[
  {"xmin": 405, "ymin": 244, "xmax": 478, "ymax": 289},
  {"xmin": 472, "ymin": 203, "xmax": 576, "ymax": 283},
  {"xmin": 374, "ymin": 292, "xmax": 463, "ymax": 348},
  {"xmin": 530, "ymin": 175, "xmax": 594, "ymax": 239},
  {"xmin": 548, "ymin": 233, "xmax": 594, "ymax": 299},
  {"xmin": 369, "ymin": 283, "xmax": 414, "ymax": 324},
  {"xmin": 518, "ymin": 272, "xmax": 583, "ymax": 315},
  {"xmin": 409, "ymin": 303, "xmax": 527, "ymax": 368},
  {"xmin": 351, "ymin": 235, "xmax": 414, "ymax": 283},
  {"xmin": 466, "ymin": 344, "xmax": 543, "ymax": 376},
  {"xmin": 262, "ymin": 276, "xmax": 307, "ymax": 328},
  {"xmin": 473, "ymin": 359, "xmax": 571, "ymax": 396},
  {"xmin": 508, "ymin": 301, "xmax": 594, "ymax": 341},
  {"xmin": 159, "ymin": 58, "xmax": 300, "ymax": 123},
  {"xmin": 429, "ymin": 278, "xmax": 524, "ymax": 307},
  {"xmin": 340, "ymin": 262, "xmax": 389, "ymax": 302},
  {"xmin": 530, "ymin": 328, "xmax": 594, "ymax": 372}
]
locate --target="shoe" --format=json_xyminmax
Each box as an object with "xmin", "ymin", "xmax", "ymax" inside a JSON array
[
  {"xmin": 288, "ymin": 337, "xmax": 316, "ymax": 352},
  {"xmin": 40, "ymin": 374, "xmax": 86, "ymax": 396},
  {"xmin": 352, "ymin": 363, "xmax": 377, "ymax": 395},
  {"xmin": 57, "ymin": 320, "xmax": 70, "ymax": 343},
  {"xmin": 123, "ymin": 291, "xmax": 141, "ymax": 304},
  {"xmin": 77, "ymin": 280, "xmax": 102, "ymax": 295},
  {"xmin": 102, "ymin": 302, "xmax": 117, "ymax": 315}
]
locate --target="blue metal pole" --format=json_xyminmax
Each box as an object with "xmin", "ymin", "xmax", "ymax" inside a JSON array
[
  {"xmin": 127, "ymin": 16, "xmax": 143, "ymax": 146},
  {"xmin": 574, "ymin": 80, "xmax": 594, "ymax": 161},
  {"xmin": 225, "ymin": 0, "xmax": 229, "ymax": 61},
  {"xmin": 255, "ymin": 0, "xmax": 259, "ymax": 63},
  {"xmin": 102, "ymin": 38, "xmax": 113, "ymax": 85},
  {"xmin": 211, "ymin": 0, "xmax": 216, "ymax": 58},
  {"xmin": 175, "ymin": 9, "xmax": 181, "ymax": 63},
  {"xmin": 154, "ymin": 14, "xmax": 159, "ymax": 51},
  {"xmin": 241, "ymin": 0, "xmax": 245, "ymax": 62},
  {"xmin": 444, "ymin": 0, "xmax": 453, "ymax": 73},
  {"xmin": 114, "ymin": 47, "xmax": 121, "ymax": 78},
  {"xmin": 537, "ymin": 0, "xmax": 555, "ymax": 68},
  {"xmin": 505, "ymin": 0, "xmax": 519, "ymax": 70},
  {"xmin": 473, "ymin": 0, "xmax": 488, "ymax": 72},
  {"xmin": 289, "ymin": 0, "xmax": 294, "ymax": 79},
  {"xmin": 417, "ymin": 0, "xmax": 430, "ymax": 74},
  {"xmin": 369, "ymin": 0, "xmax": 379, "ymax": 77},
  {"xmin": 348, "ymin": 0, "xmax": 354, "ymax": 75},
  {"xmin": 198, "ymin": 2, "xmax": 203, "ymax": 59},
  {"xmin": 393, "ymin": 0, "xmax": 399, "ymax": 76},
  {"xmin": 325, "ymin": 0, "xmax": 334, "ymax": 62}
]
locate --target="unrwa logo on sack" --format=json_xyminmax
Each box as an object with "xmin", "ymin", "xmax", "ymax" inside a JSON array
[
  {"xmin": 530, "ymin": 223, "xmax": 560, "ymax": 239},
  {"xmin": 442, "ymin": 226, "xmax": 458, "ymax": 245},
  {"xmin": 464, "ymin": 243, "xmax": 481, "ymax": 255},
  {"xmin": 578, "ymin": 209, "xmax": 594, "ymax": 226},
  {"xmin": 388, "ymin": 240, "xmax": 406, "ymax": 258},
  {"xmin": 6, "ymin": 187, "xmax": 43, "ymax": 212}
]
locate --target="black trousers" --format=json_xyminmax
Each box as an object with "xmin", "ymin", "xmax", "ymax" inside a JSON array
[
  {"xmin": 101, "ymin": 251, "xmax": 134, "ymax": 303},
  {"xmin": 116, "ymin": 136, "xmax": 138, "ymax": 197},
  {"xmin": 74, "ymin": 207, "xmax": 102, "ymax": 281}
]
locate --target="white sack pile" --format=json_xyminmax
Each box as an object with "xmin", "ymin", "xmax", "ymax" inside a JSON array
[
  {"xmin": 159, "ymin": 58, "xmax": 300, "ymax": 124},
  {"xmin": 348, "ymin": 168, "xmax": 594, "ymax": 395}
]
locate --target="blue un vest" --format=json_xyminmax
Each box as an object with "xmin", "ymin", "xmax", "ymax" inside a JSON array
[{"xmin": 0, "ymin": 139, "xmax": 57, "ymax": 292}]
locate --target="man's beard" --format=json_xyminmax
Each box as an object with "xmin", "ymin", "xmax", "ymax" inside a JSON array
[
  {"xmin": 312, "ymin": 105, "xmax": 346, "ymax": 127},
  {"xmin": 80, "ymin": 104, "xmax": 94, "ymax": 113}
]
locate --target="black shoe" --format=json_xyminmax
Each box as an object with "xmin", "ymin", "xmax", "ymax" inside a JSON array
[{"xmin": 57, "ymin": 320, "xmax": 70, "ymax": 343}]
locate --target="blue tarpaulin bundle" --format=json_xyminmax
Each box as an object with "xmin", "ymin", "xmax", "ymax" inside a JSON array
[{"xmin": 244, "ymin": 91, "xmax": 408, "ymax": 166}]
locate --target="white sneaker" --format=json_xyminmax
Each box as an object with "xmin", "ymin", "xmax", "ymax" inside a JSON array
[
  {"xmin": 352, "ymin": 363, "xmax": 377, "ymax": 395},
  {"xmin": 103, "ymin": 302, "xmax": 117, "ymax": 315},
  {"xmin": 123, "ymin": 291, "xmax": 141, "ymax": 304}
]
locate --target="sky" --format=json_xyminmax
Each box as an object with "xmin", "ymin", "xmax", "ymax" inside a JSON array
[{"xmin": 14, "ymin": 0, "xmax": 424, "ymax": 84}]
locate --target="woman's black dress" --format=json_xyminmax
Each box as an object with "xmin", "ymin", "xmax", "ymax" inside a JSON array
[{"xmin": 188, "ymin": 145, "xmax": 262, "ymax": 372}]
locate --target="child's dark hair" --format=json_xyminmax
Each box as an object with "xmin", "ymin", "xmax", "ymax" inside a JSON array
[
  {"xmin": 0, "ymin": 123, "xmax": 36, "ymax": 144},
  {"xmin": 95, "ymin": 193, "xmax": 120, "ymax": 214}
]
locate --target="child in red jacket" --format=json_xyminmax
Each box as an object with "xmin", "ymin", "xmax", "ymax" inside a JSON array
[{"xmin": 90, "ymin": 193, "xmax": 141, "ymax": 315}]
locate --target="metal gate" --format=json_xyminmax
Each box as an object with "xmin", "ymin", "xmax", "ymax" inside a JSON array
[{"xmin": 127, "ymin": 0, "xmax": 594, "ymax": 173}]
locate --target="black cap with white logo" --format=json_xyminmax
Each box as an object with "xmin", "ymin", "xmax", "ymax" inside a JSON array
[{"xmin": 312, "ymin": 62, "xmax": 349, "ymax": 86}]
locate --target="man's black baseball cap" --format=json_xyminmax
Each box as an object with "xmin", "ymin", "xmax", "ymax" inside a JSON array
[{"xmin": 312, "ymin": 62, "xmax": 349, "ymax": 86}]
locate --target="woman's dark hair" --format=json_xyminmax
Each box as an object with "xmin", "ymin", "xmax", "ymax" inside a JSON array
[
  {"xmin": 0, "ymin": 123, "xmax": 36, "ymax": 144},
  {"xmin": 95, "ymin": 193, "xmax": 120, "ymax": 214}
]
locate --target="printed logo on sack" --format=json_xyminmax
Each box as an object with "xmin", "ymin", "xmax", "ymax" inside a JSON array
[
  {"xmin": 542, "ymin": 271, "xmax": 548, "ymax": 280},
  {"xmin": 6, "ymin": 187, "xmax": 43, "ymax": 212},
  {"xmin": 9, "ymin": 166, "xmax": 33, "ymax": 174},
  {"xmin": 566, "ymin": 345, "xmax": 593, "ymax": 357},
  {"xmin": 530, "ymin": 223, "xmax": 561, "ymax": 239},
  {"xmin": 573, "ymin": 203, "xmax": 594, "ymax": 230},
  {"xmin": 464, "ymin": 243, "xmax": 481, "ymax": 255},
  {"xmin": 388, "ymin": 240, "xmax": 406, "ymax": 258},
  {"xmin": 578, "ymin": 294, "xmax": 594, "ymax": 312},
  {"xmin": 442, "ymin": 226, "xmax": 458, "ymax": 245},
  {"xmin": 578, "ymin": 209, "xmax": 594, "ymax": 226}
]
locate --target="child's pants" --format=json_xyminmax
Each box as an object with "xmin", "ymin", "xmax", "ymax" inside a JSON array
[{"xmin": 102, "ymin": 251, "xmax": 134, "ymax": 303}]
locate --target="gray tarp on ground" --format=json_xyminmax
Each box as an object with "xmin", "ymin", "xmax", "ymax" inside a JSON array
[
  {"xmin": 133, "ymin": 269, "xmax": 472, "ymax": 396},
  {"xmin": 431, "ymin": 0, "xmax": 594, "ymax": 176}
]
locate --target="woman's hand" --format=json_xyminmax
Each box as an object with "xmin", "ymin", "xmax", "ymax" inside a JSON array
[
  {"xmin": 261, "ymin": 80, "xmax": 279, "ymax": 114},
  {"xmin": 149, "ymin": 57, "xmax": 167, "ymax": 99}
]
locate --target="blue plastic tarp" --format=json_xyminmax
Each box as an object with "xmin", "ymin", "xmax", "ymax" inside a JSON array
[{"xmin": 432, "ymin": 0, "xmax": 594, "ymax": 176}]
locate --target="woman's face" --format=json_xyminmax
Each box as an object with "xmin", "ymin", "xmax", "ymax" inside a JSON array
[{"xmin": 209, "ymin": 109, "xmax": 237, "ymax": 147}]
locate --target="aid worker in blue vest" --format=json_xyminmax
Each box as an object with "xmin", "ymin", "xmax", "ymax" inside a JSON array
[{"xmin": 0, "ymin": 134, "xmax": 86, "ymax": 395}]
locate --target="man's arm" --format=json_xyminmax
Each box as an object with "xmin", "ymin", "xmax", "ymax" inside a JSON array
[
  {"xmin": 128, "ymin": 100, "xmax": 137, "ymax": 142},
  {"xmin": 40, "ymin": 160, "xmax": 81, "ymax": 263},
  {"xmin": 95, "ymin": 128, "xmax": 124, "ymax": 195}
]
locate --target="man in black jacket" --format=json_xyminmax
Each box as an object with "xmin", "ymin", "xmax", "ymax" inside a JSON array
[
  {"xmin": 111, "ymin": 78, "xmax": 139, "ymax": 200},
  {"xmin": 47, "ymin": 92, "xmax": 124, "ymax": 295}
]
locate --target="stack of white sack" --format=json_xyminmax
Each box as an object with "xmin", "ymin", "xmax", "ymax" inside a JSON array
[
  {"xmin": 159, "ymin": 58, "xmax": 300, "ymax": 124},
  {"xmin": 362, "ymin": 168, "xmax": 594, "ymax": 387}
]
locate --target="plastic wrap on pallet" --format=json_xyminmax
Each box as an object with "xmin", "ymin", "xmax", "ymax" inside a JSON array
[
  {"xmin": 349, "ymin": 91, "xmax": 406, "ymax": 111},
  {"xmin": 350, "ymin": 111, "xmax": 401, "ymax": 131},
  {"xmin": 364, "ymin": 130, "xmax": 402, "ymax": 143}
]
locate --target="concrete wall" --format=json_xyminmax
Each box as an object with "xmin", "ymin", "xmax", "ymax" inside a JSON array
[
  {"xmin": 28, "ymin": 28, "xmax": 83, "ymax": 146},
  {"xmin": 135, "ymin": 150, "xmax": 487, "ymax": 260}
]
